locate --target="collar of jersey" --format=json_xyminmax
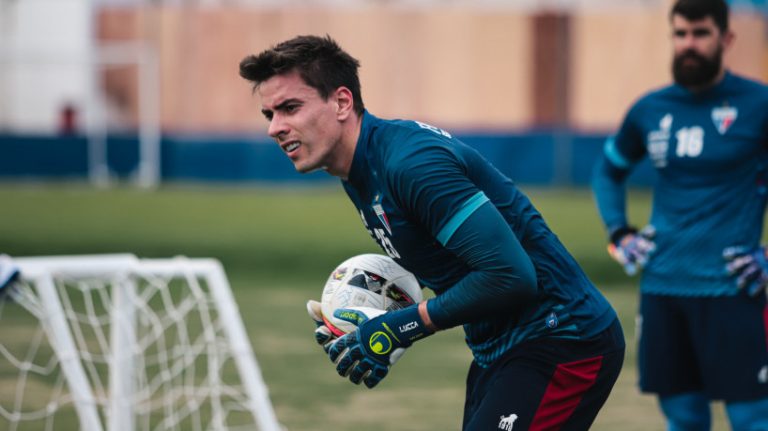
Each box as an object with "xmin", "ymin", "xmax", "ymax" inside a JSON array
[
  {"xmin": 672, "ymin": 70, "xmax": 733, "ymax": 100},
  {"xmin": 346, "ymin": 110, "xmax": 378, "ymax": 186}
]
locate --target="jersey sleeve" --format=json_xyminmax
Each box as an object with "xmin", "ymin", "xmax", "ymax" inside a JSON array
[
  {"xmin": 592, "ymin": 101, "xmax": 648, "ymax": 236},
  {"xmin": 426, "ymin": 201, "xmax": 538, "ymax": 329},
  {"xmin": 388, "ymin": 135, "xmax": 480, "ymax": 240},
  {"xmin": 387, "ymin": 134, "xmax": 537, "ymax": 329}
]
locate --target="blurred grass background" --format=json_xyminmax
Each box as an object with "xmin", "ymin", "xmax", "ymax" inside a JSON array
[{"xmin": 0, "ymin": 184, "xmax": 729, "ymax": 430}]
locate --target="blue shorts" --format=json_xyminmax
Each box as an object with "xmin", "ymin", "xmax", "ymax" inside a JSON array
[
  {"xmin": 638, "ymin": 292, "xmax": 768, "ymax": 401},
  {"xmin": 462, "ymin": 318, "xmax": 625, "ymax": 431}
]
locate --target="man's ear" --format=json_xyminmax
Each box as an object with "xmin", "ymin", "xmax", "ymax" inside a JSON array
[
  {"xmin": 722, "ymin": 29, "xmax": 735, "ymax": 53},
  {"xmin": 334, "ymin": 87, "xmax": 354, "ymax": 121}
]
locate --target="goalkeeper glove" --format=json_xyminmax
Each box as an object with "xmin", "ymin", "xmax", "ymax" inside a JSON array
[
  {"xmin": 607, "ymin": 225, "xmax": 656, "ymax": 276},
  {"xmin": 723, "ymin": 246, "xmax": 768, "ymax": 297},
  {"xmin": 328, "ymin": 304, "xmax": 433, "ymax": 388},
  {"xmin": 306, "ymin": 300, "xmax": 336, "ymax": 353}
]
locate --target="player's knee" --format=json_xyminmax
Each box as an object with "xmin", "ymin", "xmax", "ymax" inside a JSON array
[
  {"xmin": 725, "ymin": 397, "xmax": 768, "ymax": 431},
  {"xmin": 659, "ymin": 393, "xmax": 711, "ymax": 431}
]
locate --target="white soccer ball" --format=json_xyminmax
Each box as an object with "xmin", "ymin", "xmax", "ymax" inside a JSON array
[{"xmin": 320, "ymin": 254, "xmax": 423, "ymax": 336}]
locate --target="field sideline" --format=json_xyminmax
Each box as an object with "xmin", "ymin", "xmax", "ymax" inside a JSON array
[{"xmin": 0, "ymin": 183, "xmax": 729, "ymax": 430}]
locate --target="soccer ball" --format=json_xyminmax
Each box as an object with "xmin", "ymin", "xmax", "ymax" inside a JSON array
[{"xmin": 320, "ymin": 254, "xmax": 422, "ymax": 336}]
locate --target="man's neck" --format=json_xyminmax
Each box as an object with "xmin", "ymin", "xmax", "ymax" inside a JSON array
[
  {"xmin": 328, "ymin": 113, "xmax": 363, "ymax": 180},
  {"xmin": 685, "ymin": 68, "xmax": 727, "ymax": 93}
]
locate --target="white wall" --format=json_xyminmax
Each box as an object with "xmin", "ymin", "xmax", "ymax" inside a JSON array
[{"xmin": 0, "ymin": 0, "xmax": 92, "ymax": 133}]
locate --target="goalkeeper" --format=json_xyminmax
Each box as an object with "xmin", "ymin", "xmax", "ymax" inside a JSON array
[
  {"xmin": 239, "ymin": 35, "xmax": 624, "ymax": 430},
  {"xmin": 592, "ymin": 0, "xmax": 768, "ymax": 429}
]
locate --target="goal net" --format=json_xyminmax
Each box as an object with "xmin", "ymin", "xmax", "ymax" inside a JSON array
[{"xmin": 0, "ymin": 254, "xmax": 281, "ymax": 431}]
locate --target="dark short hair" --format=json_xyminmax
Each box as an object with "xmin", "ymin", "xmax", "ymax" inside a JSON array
[
  {"xmin": 239, "ymin": 35, "xmax": 365, "ymax": 115},
  {"xmin": 670, "ymin": 0, "xmax": 729, "ymax": 33}
]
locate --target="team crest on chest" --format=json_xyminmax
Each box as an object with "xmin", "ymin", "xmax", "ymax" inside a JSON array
[
  {"xmin": 711, "ymin": 104, "xmax": 737, "ymax": 135},
  {"xmin": 372, "ymin": 194, "xmax": 392, "ymax": 235}
]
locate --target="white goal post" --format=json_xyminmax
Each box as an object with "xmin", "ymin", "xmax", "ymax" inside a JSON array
[{"xmin": 0, "ymin": 254, "xmax": 281, "ymax": 431}]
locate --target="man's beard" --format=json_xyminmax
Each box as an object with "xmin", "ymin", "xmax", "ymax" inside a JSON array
[{"xmin": 672, "ymin": 47, "xmax": 722, "ymax": 88}]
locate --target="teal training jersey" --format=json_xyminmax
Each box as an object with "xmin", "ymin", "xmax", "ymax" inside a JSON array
[
  {"xmin": 593, "ymin": 71, "xmax": 768, "ymax": 296},
  {"xmin": 344, "ymin": 111, "xmax": 616, "ymax": 367}
]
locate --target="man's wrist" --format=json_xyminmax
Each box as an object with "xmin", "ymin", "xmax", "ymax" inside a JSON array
[
  {"xmin": 608, "ymin": 225, "xmax": 637, "ymax": 245},
  {"xmin": 418, "ymin": 300, "xmax": 438, "ymax": 332},
  {"xmin": 382, "ymin": 304, "xmax": 434, "ymax": 347}
]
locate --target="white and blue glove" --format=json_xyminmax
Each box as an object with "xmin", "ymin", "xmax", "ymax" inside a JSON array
[
  {"xmin": 607, "ymin": 225, "xmax": 656, "ymax": 276},
  {"xmin": 723, "ymin": 246, "xmax": 768, "ymax": 297},
  {"xmin": 0, "ymin": 254, "xmax": 20, "ymax": 297},
  {"xmin": 306, "ymin": 300, "xmax": 336, "ymax": 353},
  {"xmin": 327, "ymin": 304, "xmax": 433, "ymax": 388}
]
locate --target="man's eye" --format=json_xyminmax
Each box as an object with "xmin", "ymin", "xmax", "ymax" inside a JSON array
[
  {"xmin": 693, "ymin": 29, "xmax": 711, "ymax": 37},
  {"xmin": 285, "ymin": 105, "xmax": 298, "ymax": 113}
]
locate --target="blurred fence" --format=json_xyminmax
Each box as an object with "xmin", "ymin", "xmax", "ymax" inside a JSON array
[{"xmin": 0, "ymin": 131, "xmax": 654, "ymax": 187}]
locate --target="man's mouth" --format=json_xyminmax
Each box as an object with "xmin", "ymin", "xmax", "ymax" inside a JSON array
[
  {"xmin": 681, "ymin": 56, "xmax": 700, "ymax": 66},
  {"xmin": 678, "ymin": 51, "xmax": 704, "ymax": 65},
  {"xmin": 284, "ymin": 141, "xmax": 301, "ymax": 153}
]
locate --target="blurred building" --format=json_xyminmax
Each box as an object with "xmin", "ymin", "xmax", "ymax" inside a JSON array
[
  {"xmin": 117, "ymin": 0, "xmax": 768, "ymax": 132},
  {"xmin": 0, "ymin": 0, "xmax": 765, "ymax": 188},
  {"xmin": 1, "ymin": 0, "xmax": 766, "ymax": 135}
]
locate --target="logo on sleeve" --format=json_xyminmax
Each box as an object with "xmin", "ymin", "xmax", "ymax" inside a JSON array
[{"xmin": 711, "ymin": 105, "xmax": 737, "ymax": 135}]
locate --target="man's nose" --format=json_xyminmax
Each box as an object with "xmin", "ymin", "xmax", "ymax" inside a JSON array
[
  {"xmin": 679, "ymin": 33, "xmax": 697, "ymax": 50},
  {"xmin": 268, "ymin": 115, "xmax": 288, "ymax": 138}
]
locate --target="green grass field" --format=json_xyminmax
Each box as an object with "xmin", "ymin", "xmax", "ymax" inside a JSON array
[{"xmin": 0, "ymin": 183, "xmax": 729, "ymax": 430}]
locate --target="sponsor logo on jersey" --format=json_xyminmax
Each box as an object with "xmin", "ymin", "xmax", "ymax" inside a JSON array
[
  {"xmin": 647, "ymin": 113, "xmax": 672, "ymax": 168},
  {"xmin": 498, "ymin": 413, "xmax": 519, "ymax": 430},
  {"xmin": 372, "ymin": 194, "xmax": 392, "ymax": 235},
  {"xmin": 711, "ymin": 105, "xmax": 737, "ymax": 134}
]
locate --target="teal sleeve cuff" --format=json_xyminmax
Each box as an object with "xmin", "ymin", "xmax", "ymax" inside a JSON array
[
  {"xmin": 436, "ymin": 191, "xmax": 490, "ymax": 245},
  {"xmin": 604, "ymin": 137, "xmax": 633, "ymax": 169}
]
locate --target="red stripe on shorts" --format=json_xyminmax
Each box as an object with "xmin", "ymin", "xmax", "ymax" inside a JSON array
[
  {"xmin": 763, "ymin": 303, "xmax": 768, "ymax": 353},
  {"xmin": 529, "ymin": 355, "xmax": 603, "ymax": 431}
]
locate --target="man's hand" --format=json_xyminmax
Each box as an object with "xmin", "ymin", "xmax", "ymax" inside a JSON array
[
  {"xmin": 607, "ymin": 225, "xmax": 656, "ymax": 276},
  {"xmin": 723, "ymin": 246, "xmax": 768, "ymax": 297},
  {"xmin": 306, "ymin": 300, "xmax": 336, "ymax": 353},
  {"xmin": 327, "ymin": 304, "xmax": 433, "ymax": 388}
]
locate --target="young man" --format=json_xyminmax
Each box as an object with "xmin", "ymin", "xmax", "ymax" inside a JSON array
[
  {"xmin": 240, "ymin": 35, "xmax": 624, "ymax": 430},
  {"xmin": 592, "ymin": 0, "xmax": 768, "ymax": 429}
]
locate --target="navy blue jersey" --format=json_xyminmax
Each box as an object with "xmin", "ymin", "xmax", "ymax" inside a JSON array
[
  {"xmin": 344, "ymin": 111, "xmax": 616, "ymax": 367},
  {"xmin": 593, "ymin": 72, "xmax": 768, "ymax": 296}
]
